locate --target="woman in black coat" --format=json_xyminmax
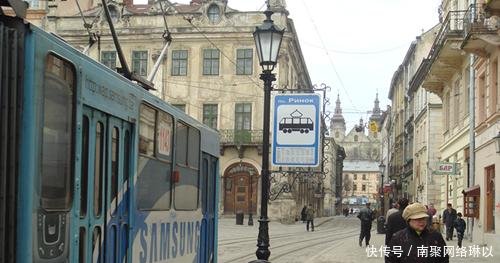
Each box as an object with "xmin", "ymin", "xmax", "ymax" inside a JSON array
[{"xmin": 387, "ymin": 203, "xmax": 449, "ymax": 263}]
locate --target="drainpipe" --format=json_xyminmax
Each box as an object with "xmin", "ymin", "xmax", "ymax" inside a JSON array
[{"xmin": 467, "ymin": 0, "xmax": 476, "ymax": 243}]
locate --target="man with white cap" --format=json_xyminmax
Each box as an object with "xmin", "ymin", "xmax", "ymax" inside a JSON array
[{"xmin": 387, "ymin": 202, "xmax": 449, "ymax": 263}]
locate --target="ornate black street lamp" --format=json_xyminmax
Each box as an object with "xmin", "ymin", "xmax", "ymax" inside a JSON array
[
  {"xmin": 378, "ymin": 162, "xmax": 386, "ymax": 214},
  {"xmin": 248, "ymin": 169, "xmax": 254, "ymax": 226},
  {"xmin": 251, "ymin": 3, "xmax": 284, "ymax": 262}
]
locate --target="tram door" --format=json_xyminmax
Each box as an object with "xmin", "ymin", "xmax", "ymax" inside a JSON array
[
  {"xmin": 200, "ymin": 154, "xmax": 218, "ymax": 263},
  {"xmin": 77, "ymin": 107, "xmax": 132, "ymax": 263}
]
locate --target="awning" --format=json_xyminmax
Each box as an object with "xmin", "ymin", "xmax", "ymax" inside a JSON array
[{"xmin": 462, "ymin": 185, "xmax": 480, "ymax": 196}]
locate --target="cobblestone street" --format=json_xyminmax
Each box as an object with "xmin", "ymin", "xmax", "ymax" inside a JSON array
[{"xmin": 218, "ymin": 216, "xmax": 499, "ymax": 263}]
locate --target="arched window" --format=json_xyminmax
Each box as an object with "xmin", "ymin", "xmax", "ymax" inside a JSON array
[{"xmin": 207, "ymin": 4, "xmax": 220, "ymax": 23}]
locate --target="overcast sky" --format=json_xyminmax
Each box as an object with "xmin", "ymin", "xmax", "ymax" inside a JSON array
[{"xmin": 170, "ymin": 0, "xmax": 442, "ymax": 131}]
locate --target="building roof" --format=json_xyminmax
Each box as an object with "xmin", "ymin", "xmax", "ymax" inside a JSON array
[{"xmin": 343, "ymin": 160, "xmax": 380, "ymax": 172}]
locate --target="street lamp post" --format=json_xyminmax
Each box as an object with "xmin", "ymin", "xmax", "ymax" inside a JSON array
[
  {"xmin": 251, "ymin": 4, "xmax": 284, "ymax": 262},
  {"xmin": 378, "ymin": 162, "xmax": 386, "ymax": 215},
  {"xmin": 248, "ymin": 169, "xmax": 254, "ymax": 226}
]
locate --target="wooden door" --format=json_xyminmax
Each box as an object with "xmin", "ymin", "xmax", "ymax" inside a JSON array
[
  {"xmin": 234, "ymin": 175, "xmax": 249, "ymax": 213},
  {"xmin": 223, "ymin": 163, "xmax": 259, "ymax": 214}
]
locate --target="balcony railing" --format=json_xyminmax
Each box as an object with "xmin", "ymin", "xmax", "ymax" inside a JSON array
[
  {"xmin": 427, "ymin": 10, "xmax": 467, "ymax": 65},
  {"xmin": 463, "ymin": 4, "xmax": 498, "ymax": 39},
  {"xmin": 219, "ymin": 129, "xmax": 263, "ymax": 145}
]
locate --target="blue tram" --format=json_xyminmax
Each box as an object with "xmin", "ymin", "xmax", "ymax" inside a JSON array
[{"xmin": 0, "ymin": 11, "xmax": 219, "ymax": 263}]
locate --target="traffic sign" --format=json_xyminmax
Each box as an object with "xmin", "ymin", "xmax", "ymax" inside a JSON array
[{"xmin": 272, "ymin": 94, "xmax": 320, "ymax": 167}]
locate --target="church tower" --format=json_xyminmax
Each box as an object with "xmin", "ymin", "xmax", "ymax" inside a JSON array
[
  {"xmin": 330, "ymin": 94, "xmax": 346, "ymax": 142},
  {"xmin": 368, "ymin": 93, "xmax": 382, "ymax": 138}
]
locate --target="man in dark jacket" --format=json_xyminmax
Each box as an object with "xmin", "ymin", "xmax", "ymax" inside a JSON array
[
  {"xmin": 387, "ymin": 203, "xmax": 449, "ymax": 263},
  {"xmin": 357, "ymin": 203, "xmax": 374, "ymax": 247},
  {"xmin": 385, "ymin": 198, "xmax": 409, "ymax": 245},
  {"xmin": 442, "ymin": 203, "xmax": 457, "ymax": 241}
]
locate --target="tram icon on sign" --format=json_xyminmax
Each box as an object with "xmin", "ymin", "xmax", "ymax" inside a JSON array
[{"xmin": 278, "ymin": 109, "xmax": 314, "ymax": 134}]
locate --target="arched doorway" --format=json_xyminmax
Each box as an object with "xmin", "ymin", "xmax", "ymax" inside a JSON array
[{"xmin": 223, "ymin": 163, "xmax": 258, "ymax": 215}]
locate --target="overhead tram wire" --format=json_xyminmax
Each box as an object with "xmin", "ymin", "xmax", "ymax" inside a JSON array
[
  {"xmin": 75, "ymin": 0, "xmax": 100, "ymax": 54},
  {"xmin": 162, "ymin": 94, "xmax": 236, "ymax": 123},
  {"xmin": 299, "ymin": 0, "xmax": 360, "ymax": 112},
  {"xmin": 302, "ymin": 41, "xmax": 407, "ymax": 55},
  {"xmin": 183, "ymin": 18, "xmax": 263, "ymax": 90},
  {"xmin": 165, "ymin": 80, "xmax": 264, "ymax": 98}
]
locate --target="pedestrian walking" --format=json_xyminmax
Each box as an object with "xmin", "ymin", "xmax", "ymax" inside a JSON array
[
  {"xmin": 387, "ymin": 202, "xmax": 449, "ymax": 263},
  {"xmin": 300, "ymin": 205, "xmax": 307, "ymax": 223},
  {"xmin": 385, "ymin": 198, "xmax": 409, "ymax": 245},
  {"xmin": 442, "ymin": 203, "xmax": 457, "ymax": 241},
  {"xmin": 385, "ymin": 202, "xmax": 399, "ymax": 224},
  {"xmin": 305, "ymin": 204, "xmax": 315, "ymax": 231},
  {"xmin": 454, "ymin": 212, "xmax": 466, "ymax": 248},
  {"xmin": 357, "ymin": 202, "xmax": 374, "ymax": 247}
]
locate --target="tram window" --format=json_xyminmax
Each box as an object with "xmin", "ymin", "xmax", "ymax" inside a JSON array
[
  {"xmin": 137, "ymin": 104, "xmax": 172, "ymax": 211},
  {"xmin": 139, "ymin": 104, "xmax": 155, "ymax": 156},
  {"xmin": 92, "ymin": 227, "xmax": 102, "ymax": 263},
  {"xmin": 80, "ymin": 116, "xmax": 89, "ymax": 218},
  {"xmin": 175, "ymin": 122, "xmax": 188, "ymax": 165},
  {"xmin": 79, "ymin": 227, "xmax": 86, "ymax": 263},
  {"xmin": 111, "ymin": 127, "xmax": 119, "ymax": 216},
  {"xmin": 94, "ymin": 122, "xmax": 104, "ymax": 217},
  {"xmin": 188, "ymin": 128, "xmax": 200, "ymax": 168},
  {"xmin": 174, "ymin": 122, "xmax": 200, "ymax": 210},
  {"xmin": 124, "ymin": 130, "xmax": 130, "ymax": 215},
  {"xmin": 40, "ymin": 54, "xmax": 75, "ymax": 211},
  {"xmin": 157, "ymin": 111, "xmax": 173, "ymax": 161}
]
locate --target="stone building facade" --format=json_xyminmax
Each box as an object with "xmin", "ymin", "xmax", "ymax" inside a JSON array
[
  {"xmin": 37, "ymin": 0, "xmax": 317, "ymax": 221},
  {"xmin": 331, "ymin": 95, "xmax": 382, "ymax": 209},
  {"xmin": 388, "ymin": 0, "xmax": 500, "ymax": 249}
]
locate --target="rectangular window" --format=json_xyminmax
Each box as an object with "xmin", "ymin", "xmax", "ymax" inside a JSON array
[
  {"xmin": 41, "ymin": 54, "xmax": 75, "ymax": 211},
  {"xmin": 137, "ymin": 104, "xmax": 172, "ymax": 210},
  {"xmin": 157, "ymin": 111, "xmax": 173, "ymax": 159},
  {"xmin": 235, "ymin": 103, "xmax": 251, "ymax": 130},
  {"xmin": 101, "ymin": 51, "xmax": 116, "ymax": 70},
  {"xmin": 453, "ymin": 79, "xmax": 460, "ymax": 127},
  {"xmin": 203, "ymin": 49, "xmax": 220, "ymax": 75},
  {"xmin": 171, "ymin": 50, "xmax": 188, "ymax": 76},
  {"xmin": 464, "ymin": 66, "xmax": 470, "ymax": 117},
  {"xmin": 172, "ymin": 104, "xmax": 186, "ymax": 113},
  {"xmin": 445, "ymin": 92, "xmax": 450, "ymax": 131},
  {"xmin": 236, "ymin": 49, "xmax": 253, "ymax": 75},
  {"xmin": 111, "ymin": 127, "xmax": 119, "ymax": 216},
  {"xmin": 203, "ymin": 104, "xmax": 218, "ymax": 129},
  {"xmin": 174, "ymin": 122, "xmax": 200, "ymax": 210},
  {"xmin": 490, "ymin": 59, "xmax": 498, "ymax": 118},
  {"xmin": 80, "ymin": 116, "xmax": 89, "ymax": 218},
  {"xmin": 353, "ymin": 184, "xmax": 357, "ymax": 191},
  {"xmin": 478, "ymin": 73, "xmax": 486, "ymax": 122},
  {"xmin": 234, "ymin": 103, "xmax": 252, "ymax": 144},
  {"xmin": 94, "ymin": 122, "xmax": 104, "ymax": 217},
  {"xmin": 139, "ymin": 105, "xmax": 156, "ymax": 156},
  {"xmin": 132, "ymin": 51, "xmax": 148, "ymax": 76},
  {"xmin": 362, "ymin": 184, "xmax": 366, "ymax": 191}
]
